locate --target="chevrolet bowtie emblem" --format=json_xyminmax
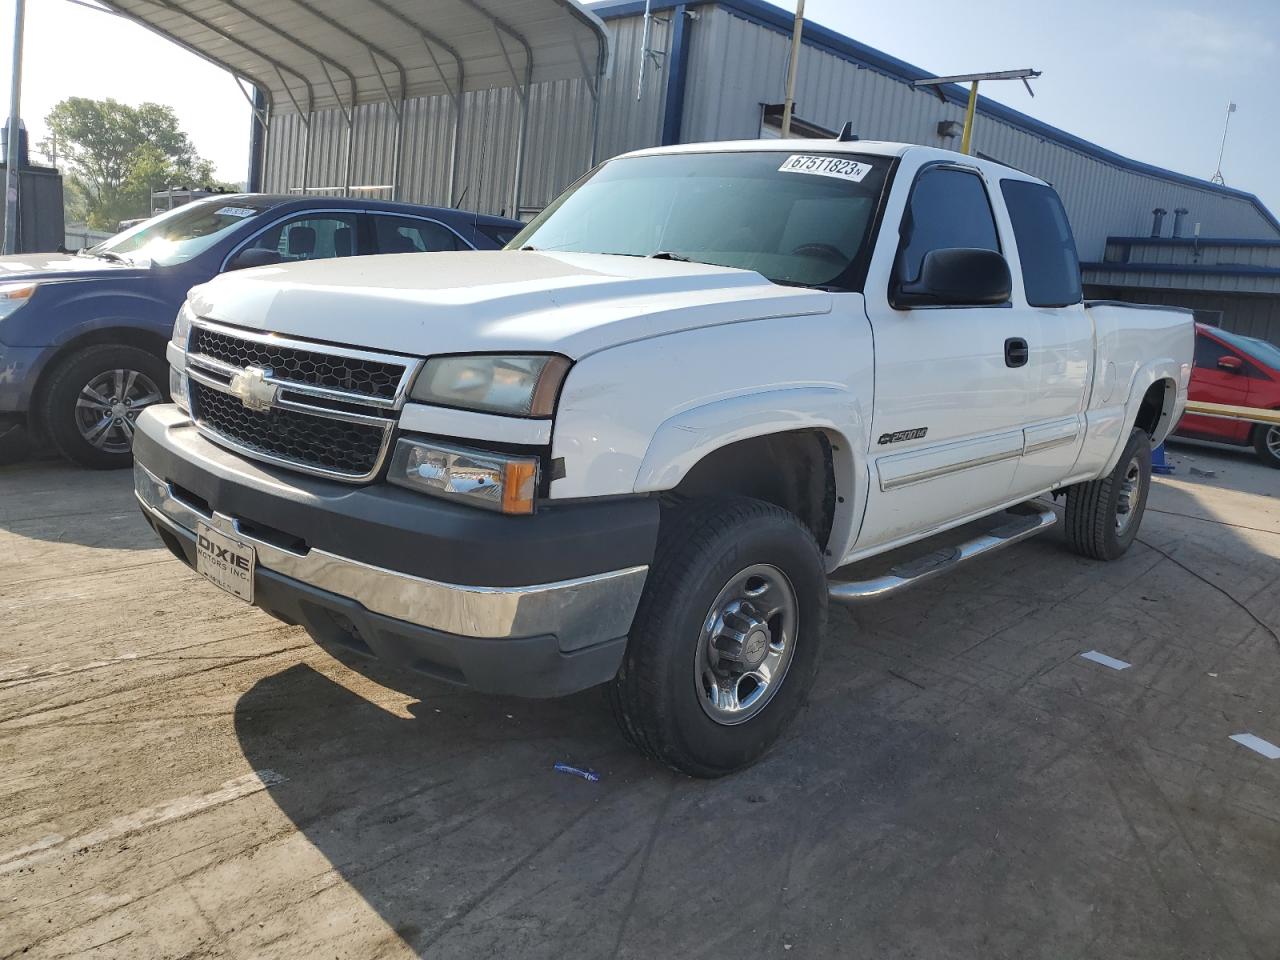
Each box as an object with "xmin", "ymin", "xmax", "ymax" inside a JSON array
[{"xmin": 228, "ymin": 366, "xmax": 279, "ymax": 412}]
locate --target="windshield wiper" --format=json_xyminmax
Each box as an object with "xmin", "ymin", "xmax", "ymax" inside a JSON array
[
  {"xmin": 87, "ymin": 250, "xmax": 131, "ymax": 264},
  {"xmin": 649, "ymin": 250, "xmax": 690, "ymax": 262}
]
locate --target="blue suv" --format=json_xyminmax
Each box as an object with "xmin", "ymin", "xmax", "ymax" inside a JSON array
[{"xmin": 0, "ymin": 195, "xmax": 521, "ymax": 467}]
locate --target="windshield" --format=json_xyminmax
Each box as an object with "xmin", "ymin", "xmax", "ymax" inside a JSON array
[
  {"xmin": 511, "ymin": 151, "xmax": 890, "ymax": 289},
  {"xmin": 88, "ymin": 198, "xmax": 272, "ymax": 266},
  {"xmin": 1212, "ymin": 327, "xmax": 1280, "ymax": 370}
]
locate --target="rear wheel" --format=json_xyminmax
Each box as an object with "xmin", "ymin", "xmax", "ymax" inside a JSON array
[
  {"xmin": 1064, "ymin": 428, "xmax": 1151, "ymax": 560},
  {"xmin": 41, "ymin": 345, "xmax": 168, "ymax": 469},
  {"xmin": 1254, "ymin": 424, "xmax": 1280, "ymax": 469},
  {"xmin": 608, "ymin": 497, "xmax": 828, "ymax": 778}
]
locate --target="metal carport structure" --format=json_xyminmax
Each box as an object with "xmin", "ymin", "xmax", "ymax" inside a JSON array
[{"xmin": 98, "ymin": 0, "xmax": 610, "ymax": 212}]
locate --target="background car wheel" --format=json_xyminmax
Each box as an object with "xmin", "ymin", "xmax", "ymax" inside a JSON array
[
  {"xmin": 1254, "ymin": 424, "xmax": 1280, "ymax": 469},
  {"xmin": 1064, "ymin": 428, "xmax": 1152, "ymax": 561},
  {"xmin": 608, "ymin": 496, "xmax": 828, "ymax": 778},
  {"xmin": 41, "ymin": 344, "xmax": 168, "ymax": 469}
]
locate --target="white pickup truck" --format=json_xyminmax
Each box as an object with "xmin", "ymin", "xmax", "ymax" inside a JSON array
[{"xmin": 134, "ymin": 140, "xmax": 1192, "ymax": 776}]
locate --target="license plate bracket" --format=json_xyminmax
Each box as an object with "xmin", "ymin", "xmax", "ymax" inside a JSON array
[{"xmin": 195, "ymin": 522, "xmax": 256, "ymax": 603}]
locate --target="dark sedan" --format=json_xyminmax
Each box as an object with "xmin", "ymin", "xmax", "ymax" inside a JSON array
[{"xmin": 0, "ymin": 195, "xmax": 521, "ymax": 467}]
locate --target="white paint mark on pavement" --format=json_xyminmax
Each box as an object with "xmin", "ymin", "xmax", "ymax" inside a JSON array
[
  {"xmin": 0, "ymin": 770, "xmax": 286, "ymax": 875},
  {"xmin": 1230, "ymin": 734, "xmax": 1280, "ymax": 760},
  {"xmin": 1080, "ymin": 650, "xmax": 1131, "ymax": 671}
]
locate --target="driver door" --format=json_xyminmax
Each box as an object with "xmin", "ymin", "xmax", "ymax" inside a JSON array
[{"xmin": 856, "ymin": 162, "xmax": 1032, "ymax": 551}]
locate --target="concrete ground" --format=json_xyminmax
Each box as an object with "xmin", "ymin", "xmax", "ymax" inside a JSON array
[{"xmin": 1, "ymin": 442, "xmax": 1277, "ymax": 960}]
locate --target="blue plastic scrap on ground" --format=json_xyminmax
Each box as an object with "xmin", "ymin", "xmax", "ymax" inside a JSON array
[{"xmin": 553, "ymin": 762, "xmax": 601, "ymax": 782}]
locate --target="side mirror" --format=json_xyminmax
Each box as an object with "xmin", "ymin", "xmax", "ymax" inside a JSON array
[
  {"xmin": 1217, "ymin": 355, "xmax": 1243, "ymax": 373},
  {"xmin": 893, "ymin": 247, "xmax": 1012, "ymax": 308},
  {"xmin": 226, "ymin": 247, "xmax": 282, "ymax": 271}
]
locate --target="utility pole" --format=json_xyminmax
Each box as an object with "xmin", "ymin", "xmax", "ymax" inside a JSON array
[
  {"xmin": 1211, "ymin": 101, "xmax": 1236, "ymax": 185},
  {"xmin": 780, "ymin": 0, "xmax": 805, "ymax": 138},
  {"xmin": 4, "ymin": 0, "xmax": 25, "ymax": 255},
  {"xmin": 912, "ymin": 68, "xmax": 1041, "ymax": 156}
]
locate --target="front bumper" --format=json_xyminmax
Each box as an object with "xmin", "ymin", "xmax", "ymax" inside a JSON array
[{"xmin": 133, "ymin": 405, "xmax": 657, "ymax": 697}]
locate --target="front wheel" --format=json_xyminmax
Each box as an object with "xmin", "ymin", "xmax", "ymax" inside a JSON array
[
  {"xmin": 1064, "ymin": 428, "xmax": 1152, "ymax": 560},
  {"xmin": 608, "ymin": 497, "xmax": 828, "ymax": 778},
  {"xmin": 1254, "ymin": 424, "xmax": 1280, "ymax": 469},
  {"xmin": 41, "ymin": 344, "xmax": 169, "ymax": 469}
]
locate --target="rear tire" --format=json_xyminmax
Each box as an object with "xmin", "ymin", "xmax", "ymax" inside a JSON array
[
  {"xmin": 1254, "ymin": 424, "xmax": 1280, "ymax": 469},
  {"xmin": 41, "ymin": 344, "xmax": 168, "ymax": 469},
  {"xmin": 608, "ymin": 497, "xmax": 828, "ymax": 778},
  {"xmin": 1064, "ymin": 428, "xmax": 1151, "ymax": 560}
]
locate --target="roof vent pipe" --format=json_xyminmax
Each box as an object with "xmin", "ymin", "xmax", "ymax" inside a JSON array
[
  {"xmin": 1172, "ymin": 207, "xmax": 1189, "ymax": 238},
  {"xmin": 1150, "ymin": 208, "xmax": 1167, "ymax": 238}
]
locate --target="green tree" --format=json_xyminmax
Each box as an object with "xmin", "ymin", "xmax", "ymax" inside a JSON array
[{"xmin": 39, "ymin": 97, "xmax": 222, "ymax": 230}]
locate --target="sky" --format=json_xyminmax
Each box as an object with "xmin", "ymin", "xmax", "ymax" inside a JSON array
[{"xmin": 2, "ymin": 0, "xmax": 1277, "ymax": 211}]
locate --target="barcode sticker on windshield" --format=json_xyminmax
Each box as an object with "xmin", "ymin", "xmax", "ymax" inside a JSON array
[
  {"xmin": 215, "ymin": 206, "xmax": 257, "ymax": 218},
  {"xmin": 778, "ymin": 155, "xmax": 873, "ymax": 183}
]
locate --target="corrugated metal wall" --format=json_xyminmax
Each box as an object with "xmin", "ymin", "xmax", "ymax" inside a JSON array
[
  {"xmin": 262, "ymin": 3, "xmax": 1277, "ymax": 254},
  {"xmin": 681, "ymin": 5, "xmax": 1277, "ymax": 259},
  {"xmin": 263, "ymin": 12, "xmax": 667, "ymax": 218}
]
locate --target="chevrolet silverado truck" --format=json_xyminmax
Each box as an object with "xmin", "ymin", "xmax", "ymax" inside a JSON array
[{"xmin": 132, "ymin": 140, "xmax": 1192, "ymax": 777}]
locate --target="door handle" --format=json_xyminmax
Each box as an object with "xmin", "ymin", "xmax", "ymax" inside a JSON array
[{"xmin": 1005, "ymin": 337, "xmax": 1029, "ymax": 368}]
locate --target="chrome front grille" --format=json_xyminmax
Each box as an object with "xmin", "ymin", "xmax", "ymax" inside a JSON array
[{"xmin": 182, "ymin": 320, "xmax": 420, "ymax": 482}]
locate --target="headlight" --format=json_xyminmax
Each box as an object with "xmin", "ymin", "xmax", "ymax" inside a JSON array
[
  {"xmin": 389, "ymin": 438, "xmax": 539, "ymax": 515},
  {"xmin": 171, "ymin": 301, "xmax": 195, "ymax": 347},
  {"xmin": 410, "ymin": 354, "xmax": 570, "ymax": 417},
  {"xmin": 0, "ymin": 282, "xmax": 36, "ymax": 320}
]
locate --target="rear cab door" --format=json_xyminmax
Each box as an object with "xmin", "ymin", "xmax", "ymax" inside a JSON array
[{"xmin": 998, "ymin": 177, "xmax": 1094, "ymax": 495}]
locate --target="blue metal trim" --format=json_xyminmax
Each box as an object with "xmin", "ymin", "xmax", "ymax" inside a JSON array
[
  {"xmin": 661, "ymin": 5, "xmax": 692, "ymax": 145},
  {"xmin": 1107, "ymin": 236, "xmax": 1280, "ymax": 249},
  {"xmin": 1081, "ymin": 261, "xmax": 1280, "ymax": 279},
  {"xmin": 588, "ymin": 0, "xmax": 1280, "ymax": 235}
]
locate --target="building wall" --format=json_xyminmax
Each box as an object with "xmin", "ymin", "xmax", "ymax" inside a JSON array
[
  {"xmin": 679, "ymin": 4, "xmax": 1278, "ymax": 260},
  {"xmin": 262, "ymin": 12, "xmax": 666, "ymax": 218},
  {"xmin": 261, "ymin": 1, "xmax": 1279, "ymax": 258}
]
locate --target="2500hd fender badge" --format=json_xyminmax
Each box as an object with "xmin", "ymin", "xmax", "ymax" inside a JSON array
[{"xmin": 878, "ymin": 427, "xmax": 928, "ymax": 445}]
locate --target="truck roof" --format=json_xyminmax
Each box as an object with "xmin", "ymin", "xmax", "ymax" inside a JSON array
[{"xmin": 619, "ymin": 139, "xmax": 1048, "ymax": 187}]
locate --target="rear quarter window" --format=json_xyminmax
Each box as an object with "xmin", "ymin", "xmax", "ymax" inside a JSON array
[{"xmin": 1000, "ymin": 180, "xmax": 1083, "ymax": 308}]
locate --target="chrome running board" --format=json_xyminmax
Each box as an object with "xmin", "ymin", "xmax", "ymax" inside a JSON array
[{"xmin": 828, "ymin": 501, "xmax": 1058, "ymax": 605}]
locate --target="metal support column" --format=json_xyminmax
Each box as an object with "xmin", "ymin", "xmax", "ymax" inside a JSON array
[{"xmin": 4, "ymin": 0, "xmax": 26, "ymax": 255}]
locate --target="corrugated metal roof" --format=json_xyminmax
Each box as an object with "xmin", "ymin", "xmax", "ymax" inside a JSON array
[{"xmin": 101, "ymin": 0, "xmax": 610, "ymax": 115}]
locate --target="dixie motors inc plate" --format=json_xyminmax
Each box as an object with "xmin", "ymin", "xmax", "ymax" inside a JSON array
[{"xmin": 195, "ymin": 522, "xmax": 256, "ymax": 603}]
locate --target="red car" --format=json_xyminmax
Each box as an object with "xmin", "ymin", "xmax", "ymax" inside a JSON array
[{"xmin": 1175, "ymin": 323, "xmax": 1280, "ymax": 468}]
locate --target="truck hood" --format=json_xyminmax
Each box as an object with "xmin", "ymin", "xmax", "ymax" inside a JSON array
[
  {"xmin": 188, "ymin": 251, "xmax": 831, "ymax": 359},
  {"xmin": 0, "ymin": 252, "xmax": 150, "ymax": 282}
]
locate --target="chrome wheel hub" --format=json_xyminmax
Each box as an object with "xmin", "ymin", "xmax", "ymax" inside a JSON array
[
  {"xmin": 75, "ymin": 368, "xmax": 163, "ymax": 454},
  {"xmin": 695, "ymin": 564, "xmax": 798, "ymax": 725},
  {"xmin": 1115, "ymin": 455, "xmax": 1143, "ymax": 535},
  {"xmin": 1267, "ymin": 426, "xmax": 1280, "ymax": 459}
]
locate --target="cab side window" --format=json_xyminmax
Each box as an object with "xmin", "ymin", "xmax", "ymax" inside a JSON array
[
  {"xmin": 897, "ymin": 167, "xmax": 1000, "ymax": 285},
  {"xmin": 1000, "ymin": 180, "xmax": 1082, "ymax": 307}
]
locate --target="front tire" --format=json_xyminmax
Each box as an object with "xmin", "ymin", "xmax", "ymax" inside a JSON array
[
  {"xmin": 41, "ymin": 345, "xmax": 168, "ymax": 469},
  {"xmin": 608, "ymin": 497, "xmax": 828, "ymax": 778},
  {"xmin": 1254, "ymin": 424, "xmax": 1280, "ymax": 469},
  {"xmin": 1064, "ymin": 428, "xmax": 1151, "ymax": 560}
]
